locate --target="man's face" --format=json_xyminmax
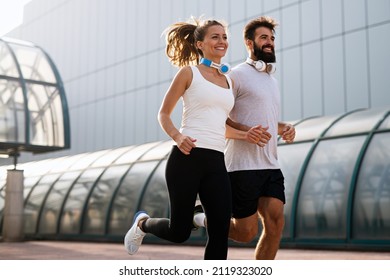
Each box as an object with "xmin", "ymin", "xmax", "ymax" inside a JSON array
[{"xmin": 251, "ymin": 26, "xmax": 276, "ymax": 63}]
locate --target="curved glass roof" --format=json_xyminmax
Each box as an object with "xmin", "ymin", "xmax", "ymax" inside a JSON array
[
  {"xmin": 0, "ymin": 37, "xmax": 70, "ymax": 155},
  {"xmin": 0, "ymin": 107, "xmax": 389, "ymax": 249},
  {"xmin": 279, "ymin": 106, "xmax": 390, "ymax": 248}
]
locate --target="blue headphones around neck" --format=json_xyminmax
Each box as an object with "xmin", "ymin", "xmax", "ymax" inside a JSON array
[
  {"xmin": 200, "ymin": 57, "xmax": 231, "ymax": 74},
  {"xmin": 246, "ymin": 57, "xmax": 276, "ymax": 74}
]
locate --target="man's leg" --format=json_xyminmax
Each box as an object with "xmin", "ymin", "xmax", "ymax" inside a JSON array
[
  {"xmin": 228, "ymin": 213, "xmax": 258, "ymax": 243},
  {"xmin": 194, "ymin": 210, "xmax": 258, "ymax": 243},
  {"xmin": 255, "ymin": 197, "xmax": 284, "ymax": 260}
]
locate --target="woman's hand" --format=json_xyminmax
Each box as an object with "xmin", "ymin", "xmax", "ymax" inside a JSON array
[{"xmin": 174, "ymin": 134, "xmax": 197, "ymax": 155}]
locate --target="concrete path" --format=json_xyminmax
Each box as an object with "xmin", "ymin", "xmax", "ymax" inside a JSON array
[{"xmin": 1, "ymin": 241, "xmax": 390, "ymax": 260}]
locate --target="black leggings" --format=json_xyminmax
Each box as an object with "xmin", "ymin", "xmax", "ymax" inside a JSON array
[{"xmin": 143, "ymin": 146, "xmax": 232, "ymax": 260}]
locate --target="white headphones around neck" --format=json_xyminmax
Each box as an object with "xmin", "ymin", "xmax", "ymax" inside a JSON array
[
  {"xmin": 200, "ymin": 58, "xmax": 231, "ymax": 74},
  {"xmin": 246, "ymin": 57, "xmax": 276, "ymax": 74}
]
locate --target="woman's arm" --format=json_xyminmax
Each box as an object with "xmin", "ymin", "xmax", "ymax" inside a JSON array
[{"xmin": 158, "ymin": 67, "xmax": 196, "ymax": 155}]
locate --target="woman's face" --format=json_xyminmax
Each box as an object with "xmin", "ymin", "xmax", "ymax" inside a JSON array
[{"xmin": 197, "ymin": 25, "xmax": 228, "ymax": 60}]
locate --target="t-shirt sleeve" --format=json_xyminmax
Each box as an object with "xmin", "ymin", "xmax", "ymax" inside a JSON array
[{"xmin": 228, "ymin": 70, "xmax": 240, "ymax": 98}]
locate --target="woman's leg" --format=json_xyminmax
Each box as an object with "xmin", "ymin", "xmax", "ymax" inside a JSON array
[
  {"xmin": 198, "ymin": 154, "xmax": 232, "ymax": 260},
  {"xmin": 142, "ymin": 146, "xmax": 199, "ymax": 243}
]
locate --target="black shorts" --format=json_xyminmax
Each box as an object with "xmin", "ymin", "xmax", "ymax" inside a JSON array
[{"xmin": 228, "ymin": 169, "xmax": 285, "ymax": 219}]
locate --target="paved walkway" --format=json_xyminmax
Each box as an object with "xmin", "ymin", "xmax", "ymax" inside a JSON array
[{"xmin": 1, "ymin": 241, "xmax": 390, "ymax": 260}]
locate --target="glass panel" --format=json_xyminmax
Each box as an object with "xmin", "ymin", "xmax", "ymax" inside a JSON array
[
  {"xmin": 0, "ymin": 165, "xmax": 12, "ymax": 212},
  {"xmin": 353, "ymin": 133, "xmax": 390, "ymax": 239},
  {"xmin": 16, "ymin": 161, "xmax": 34, "ymax": 171},
  {"xmin": 379, "ymin": 114, "xmax": 390, "ymax": 129},
  {"xmin": 59, "ymin": 168, "xmax": 104, "ymax": 234},
  {"xmin": 0, "ymin": 179, "xmax": 5, "ymax": 191},
  {"xmin": 82, "ymin": 165, "xmax": 129, "ymax": 234},
  {"xmin": 0, "ymin": 186, "xmax": 5, "ymax": 221},
  {"xmin": 0, "ymin": 40, "xmax": 19, "ymax": 77},
  {"xmin": 8, "ymin": 43, "xmax": 56, "ymax": 83},
  {"xmin": 0, "ymin": 190, "xmax": 4, "ymax": 223},
  {"xmin": 292, "ymin": 115, "xmax": 340, "ymax": 142},
  {"xmin": 51, "ymin": 92, "xmax": 65, "ymax": 146},
  {"xmin": 138, "ymin": 141, "xmax": 173, "ymax": 161},
  {"xmin": 138, "ymin": 161, "xmax": 168, "ymax": 218},
  {"xmin": 48, "ymin": 154, "xmax": 85, "ymax": 173},
  {"xmin": 23, "ymin": 176, "xmax": 41, "ymax": 199},
  {"xmin": 90, "ymin": 146, "xmax": 131, "ymax": 167},
  {"xmin": 24, "ymin": 174, "xmax": 61, "ymax": 234},
  {"xmin": 278, "ymin": 143, "xmax": 313, "ymax": 238},
  {"xmin": 27, "ymin": 84, "xmax": 64, "ymax": 147},
  {"xmin": 296, "ymin": 136, "xmax": 365, "ymax": 239},
  {"xmin": 23, "ymin": 158, "xmax": 56, "ymax": 177},
  {"xmin": 0, "ymin": 168, "xmax": 7, "ymax": 180},
  {"xmin": 114, "ymin": 142, "xmax": 159, "ymax": 164},
  {"xmin": 68, "ymin": 150, "xmax": 110, "ymax": 170},
  {"xmin": 38, "ymin": 171, "xmax": 81, "ymax": 234},
  {"xmin": 108, "ymin": 161, "xmax": 159, "ymax": 235},
  {"xmin": 325, "ymin": 108, "xmax": 388, "ymax": 137},
  {"xmin": 0, "ymin": 79, "xmax": 25, "ymax": 143}
]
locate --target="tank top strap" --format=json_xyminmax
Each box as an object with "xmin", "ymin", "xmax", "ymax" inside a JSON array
[
  {"xmin": 190, "ymin": 65, "xmax": 201, "ymax": 81},
  {"xmin": 225, "ymin": 74, "xmax": 232, "ymax": 89}
]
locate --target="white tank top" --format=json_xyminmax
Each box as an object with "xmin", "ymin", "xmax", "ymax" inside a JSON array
[{"xmin": 180, "ymin": 66, "xmax": 234, "ymax": 153}]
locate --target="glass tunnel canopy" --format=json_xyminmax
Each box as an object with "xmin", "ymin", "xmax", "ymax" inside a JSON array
[
  {"xmin": 0, "ymin": 107, "xmax": 389, "ymax": 250},
  {"xmin": 0, "ymin": 37, "xmax": 70, "ymax": 155}
]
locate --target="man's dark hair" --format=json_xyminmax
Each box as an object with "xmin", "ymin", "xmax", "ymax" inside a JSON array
[{"xmin": 244, "ymin": 16, "xmax": 278, "ymax": 40}]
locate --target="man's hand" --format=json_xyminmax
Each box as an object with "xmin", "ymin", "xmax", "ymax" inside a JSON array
[
  {"xmin": 280, "ymin": 123, "xmax": 295, "ymax": 143},
  {"xmin": 246, "ymin": 125, "xmax": 272, "ymax": 147}
]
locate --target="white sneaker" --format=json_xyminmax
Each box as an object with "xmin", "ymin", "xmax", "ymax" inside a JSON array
[
  {"xmin": 192, "ymin": 204, "xmax": 205, "ymax": 230},
  {"xmin": 124, "ymin": 211, "xmax": 149, "ymax": 255}
]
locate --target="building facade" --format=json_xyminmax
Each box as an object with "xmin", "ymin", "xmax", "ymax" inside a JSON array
[{"xmin": 3, "ymin": 0, "xmax": 390, "ymax": 163}]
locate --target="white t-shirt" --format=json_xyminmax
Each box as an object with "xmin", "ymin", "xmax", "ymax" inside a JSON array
[
  {"xmin": 180, "ymin": 66, "xmax": 234, "ymax": 153},
  {"xmin": 225, "ymin": 62, "xmax": 280, "ymax": 171}
]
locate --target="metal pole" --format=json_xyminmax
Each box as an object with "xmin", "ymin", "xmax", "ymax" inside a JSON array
[{"xmin": 2, "ymin": 166, "xmax": 24, "ymax": 242}]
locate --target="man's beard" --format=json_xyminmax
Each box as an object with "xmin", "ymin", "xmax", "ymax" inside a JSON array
[{"xmin": 253, "ymin": 43, "xmax": 276, "ymax": 63}]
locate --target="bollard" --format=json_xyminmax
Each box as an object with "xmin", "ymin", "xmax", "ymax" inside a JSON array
[{"xmin": 2, "ymin": 169, "xmax": 24, "ymax": 242}]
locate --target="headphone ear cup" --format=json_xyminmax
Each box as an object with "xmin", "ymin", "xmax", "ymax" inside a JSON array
[
  {"xmin": 255, "ymin": 60, "xmax": 266, "ymax": 72},
  {"xmin": 218, "ymin": 63, "xmax": 231, "ymax": 74},
  {"xmin": 266, "ymin": 63, "xmax": 276, "ymax": 74}
]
